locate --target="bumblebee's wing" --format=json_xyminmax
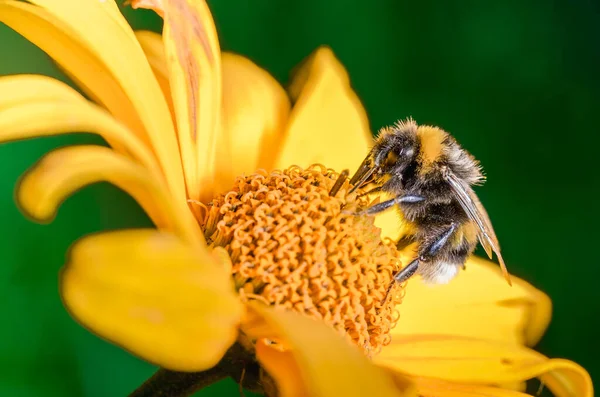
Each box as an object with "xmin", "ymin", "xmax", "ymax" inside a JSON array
[{"xmin": 445, "ymin": 171, "xmax": 512, "ymax": 285}]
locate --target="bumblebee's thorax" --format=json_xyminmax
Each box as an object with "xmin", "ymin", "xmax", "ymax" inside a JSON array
[
  {"xmin": 392, "ymin": 127, "xmax": 475, "ymax": 227},
  {"xmin": 416, "ymin": 125, "xmax": 447, "ymax": 170}
]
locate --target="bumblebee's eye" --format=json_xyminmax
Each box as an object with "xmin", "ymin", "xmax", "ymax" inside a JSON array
[{"xmin": 384, "ymin": 151, "xmax": 398, "ymax": 167}]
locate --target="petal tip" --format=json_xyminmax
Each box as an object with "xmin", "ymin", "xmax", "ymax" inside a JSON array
[{"xmin": 59, "ymin": 230, "xmax": 243, "ymax": 372}]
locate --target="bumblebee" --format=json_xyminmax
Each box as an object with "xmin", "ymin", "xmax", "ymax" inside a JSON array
[{"xmin": 349, "ymin": 118, "xmax": 511, "ymax": 285}]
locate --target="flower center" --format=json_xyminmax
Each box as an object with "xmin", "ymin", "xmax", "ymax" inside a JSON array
[{"xmin": 201, "ymin": 165, "xmax": 404, "ymax": 355}]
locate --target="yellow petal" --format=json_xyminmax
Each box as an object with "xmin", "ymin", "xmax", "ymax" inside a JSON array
[
  {"xmin": 375, "ymin": 336, "xmax": 593, "ymax": 397},
  {"xmin": 0, "ymin": 78, "xmax": 161, "ymax": 180},
  {"xmin": 61, "ymin": 229, "xmax": 242, "ymax": 371},
  {"xmin": 273, "ymin": 47, "xmax": 372, "ymax": 173},
  {"xmin": 159, "ymin": 0, "xmax": 222, "ymax": 203},
  {"xmin": 254, "ymin": 340, "xmax": 306, "ymax": 397},
  {"xmin": 0, "ymin": 1, "xmax": 144, "ymax": 141},
  {"xmin": 243, "ymin": 303, "xmax": 414, "ymax": 397},
  {"xmin": 135, "ymin": 30, "xmax": 175, "ymax": 119},
  {"xmin": 130, "ymin": 0, "xmax": 165, "ymax": 18},
  {"xmin": 394, "ymin": 256, "xmax": 551, "ymax": 346},
  {"xmin": 218, "ymin": 52, "xmax": 291, "ymax": 190},
  {"xmin": 373, "ymin": 191, "xmax": 420, "ymax": 241},
  {"xmin": 17, "ymin": 145, "xmax": 201, "ymax": 245},
  {"xmin": 374, "ymin": 209, "xmax": 403, "ymax": 241},
  {"xmin": 0, "ymin": 100, "xmax": 159, "ymax": 176},
  {"xmin": 0, "ymin": 74, "xmax": 122, "ymax": 154},
  {"xmin": 7, "ymin": 0, "xmax": 185, "ymax": 200},
  {"xmin": 411, "ymin": 377, "xmax": 532, "ymax": 397},
  {"xmin": 536, "ymin": 359, "xmax": 594, "ymax": 397},
  {"xmin": 0, "ymin": 74, "xmax": 83, "ymax": 105}
]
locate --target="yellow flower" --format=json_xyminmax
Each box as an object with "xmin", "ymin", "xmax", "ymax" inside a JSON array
[{"xmin": 0, "ymin": 1, "xmax": 592, "ymax": 396}]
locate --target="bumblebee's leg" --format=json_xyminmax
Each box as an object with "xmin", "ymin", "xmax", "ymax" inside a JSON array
[
  {"xmin": 393, "ymin": 223, "xmax": 457, "ymax": 283},
  {"xmin": 394, "ymin": 258, "xmax": 420, "ymax": 283},
  {"xmin": 358, "ymin": 194, "xmax": 425, "ymax": 216},
  {"xmin": 424, "ymin": 222, "xmax": 458, "ymax": 258}
]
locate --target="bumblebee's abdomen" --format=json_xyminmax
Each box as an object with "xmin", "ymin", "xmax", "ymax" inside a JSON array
[
  {"xmin": 415, "ymin": 221, "xmax": 477, "ymax": 283},
  {"xmin": 445, "ymin": 222, "xmax": 478, "ymax": 261},
  {"xmin": 398, "ymin": 200, "xmax": 478, "ymax": 283}
]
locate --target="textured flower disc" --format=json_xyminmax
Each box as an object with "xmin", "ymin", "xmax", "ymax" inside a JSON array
[{"xmin": 202, "ymin": 165, "xmax": 405, "ymax": 355}]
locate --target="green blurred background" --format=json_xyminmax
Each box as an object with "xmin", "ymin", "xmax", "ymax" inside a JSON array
[{"xmin": 0, "ymin": 1, "xmax": 598, "ymax": 395}]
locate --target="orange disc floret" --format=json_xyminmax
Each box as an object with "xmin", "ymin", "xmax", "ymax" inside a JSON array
[{"xmin": 201, "ymin": 165, "xmax": 404, "ymax": 355}]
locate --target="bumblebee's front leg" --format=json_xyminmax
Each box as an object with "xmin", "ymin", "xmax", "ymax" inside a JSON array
[
  {"xmin": 393, "ymin": 223, "xmax": 458, "ymax": 283},
  {"xmin": 357, "ymin": 194, "xmax": 425, "ymax": 216}
]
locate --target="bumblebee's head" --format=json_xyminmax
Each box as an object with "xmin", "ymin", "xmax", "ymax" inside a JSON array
[
  {"xmin": 349, "ymin": 118, "xmax": 419, "ymax": 191},
  {"xmin": 373, "ymin": 120, "xmax": 419, "ymax": 176}
]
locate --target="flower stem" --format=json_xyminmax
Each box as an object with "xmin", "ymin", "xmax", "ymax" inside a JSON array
[
  {"xmin": 129, "ymin": 366, "xmax": 227, "ymax": 397},
  {"xmin": 128, "ymin": 343, "xmax": 263, "ymax": 397}
]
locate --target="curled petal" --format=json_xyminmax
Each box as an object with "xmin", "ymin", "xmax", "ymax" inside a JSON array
[
  {"xmin": 0, "ymin": 74, "xmax": 135, "ymax": 155},
  {"xmin": 0, "ymin": 100, "xmax": 161, "ymax": 179},
  {"xmin": 219, "ymin": 53, "xmax": 291, "ymax": 190},
  {"xmin": 274, "ymin": 47, "xmax": 372, "ymax": 173},
  {"xmin": 375, "ymin": 335, "xmax": 593, "ymax": 397},
  {"xmin": 61, "ymin": 229, "xmax": 242, "ymax": 371},
  {"xmin": 243, "ymin": 303, "xmax": 415, "ymax": 397},
  {"xmin": 159, "ymin": 0, "xmax": 222, "ymax": 202},
  {"xmin": 255, "ymin": 340, "xmax": 306, "ymax": 397},
  {"xmin": 135, "ymin": 30, "xmax": 175, "ymax": 119},
  {"xmin": 0, "ymin": 74, "xmax": 83, "ymax": 106},
  {"xmin": 0, "ymin": 1, "xmax": 144, "ymax": 138},
  {"xmin": 130, "ymin": 0, "xmax": 165, "ymax": 18},
  {"xmin": 396, "ymin": 256, "xmax": 551, "ymax": 346},
  {"xmin": 5, "ymin": 0, "xmax": 185, "ymax": 200},
  {"xmin": 17, "ymin": 145, "xmax": 201, "ymax": 245}
]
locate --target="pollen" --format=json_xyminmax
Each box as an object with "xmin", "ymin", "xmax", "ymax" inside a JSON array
[{"xmin": 201, "ymin": 165, "xmax": 404, "ymax": 355}]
